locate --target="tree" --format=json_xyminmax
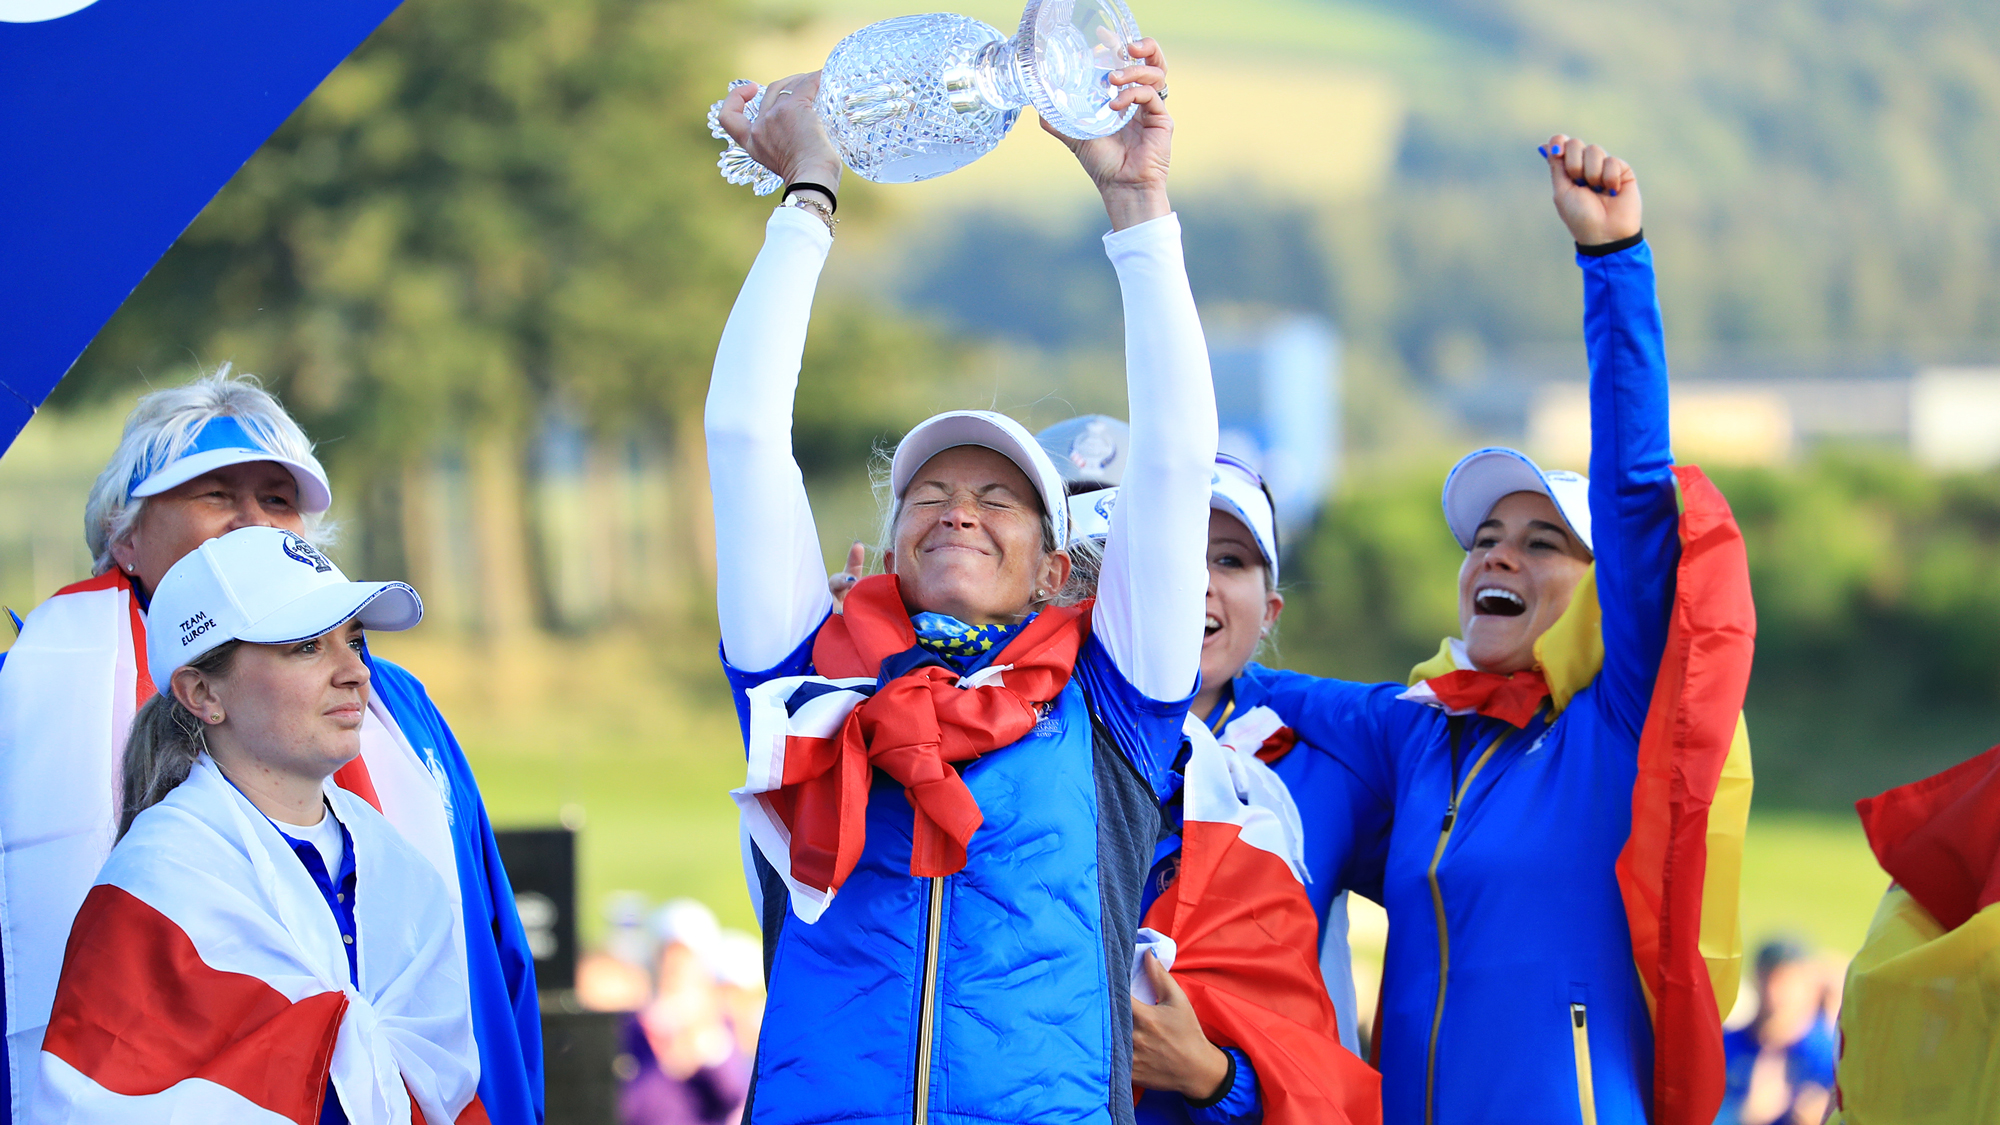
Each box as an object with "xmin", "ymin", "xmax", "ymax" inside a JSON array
[{"xmin": 64, "ymin": 0, "xmax": 958, "ymax": 634}]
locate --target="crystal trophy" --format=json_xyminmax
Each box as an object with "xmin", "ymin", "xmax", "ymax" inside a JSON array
[{"xmin": 707, "ymin": 0, "xmax": 1142, "ymax": 192}]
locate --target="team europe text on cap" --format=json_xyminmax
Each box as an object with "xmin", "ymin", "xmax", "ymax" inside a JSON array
[{"xmin": 146, "ymin": 526, "xmax": 423, "ymax": 692}]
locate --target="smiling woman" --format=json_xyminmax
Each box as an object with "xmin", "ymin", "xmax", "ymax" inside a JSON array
[{"xmin": 703, "ymin": 41, "xmax": 1219, "ymax": 1125}]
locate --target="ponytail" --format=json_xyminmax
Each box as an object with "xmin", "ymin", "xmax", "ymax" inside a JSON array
[{"xmin": 119, "ymin": 640, "xmax": 242, "ymax": 839}]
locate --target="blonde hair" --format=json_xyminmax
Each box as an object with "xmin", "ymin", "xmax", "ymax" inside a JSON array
[
  {"xmin": 118, "ymin": 641, "xmax": 242, "ymax": 839},
  {"xmin": 86, "ymin": 366, "xmax": 332, "ymax": 575}
]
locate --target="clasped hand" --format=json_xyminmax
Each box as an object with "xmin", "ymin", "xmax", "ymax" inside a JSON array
[{"xmin": 1131, "ymin": 951, "xmax": 1232, "ymax": 1102}]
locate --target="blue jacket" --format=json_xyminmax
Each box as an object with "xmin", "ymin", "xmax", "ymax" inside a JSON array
[
  {"xmin": 366, "ymin": 654, "xmax": 546, "ymax": 1125},
  {"xmin": 1244, "ymin": 243, "xmax": 1677, "ymax": 1125},
  {"xmin": 727, "ymin": 628, "xmax": 1187, "ymax": 1125}
]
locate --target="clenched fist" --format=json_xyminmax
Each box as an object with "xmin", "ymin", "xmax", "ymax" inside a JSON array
[{"xmin": 1541, "ymin": 134, "xmax": 1642, "ymax": 246}]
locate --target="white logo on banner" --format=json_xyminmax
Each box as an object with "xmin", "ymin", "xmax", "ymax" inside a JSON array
[{"xmin": 0, "ymin": 0, "xmax": 102, "ymax": 23}]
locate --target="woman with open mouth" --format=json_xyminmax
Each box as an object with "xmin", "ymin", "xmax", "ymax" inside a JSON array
[{"xmin": 1231, "ymin": 137, "xmax": 1757, "ymax": 1125}]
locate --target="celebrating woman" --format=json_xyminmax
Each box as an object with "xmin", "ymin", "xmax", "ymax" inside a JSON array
[
  {"xmin": 706, "ymin": 42, "xmax": 1216, "ymax": 1125},
  {"xmin": 1115, "ymin": 453, "xmax": 1381, "ymax": 1125},
  {"xmin": 1217, "ymin": 138, "xmax": 1755, "ymax": 1125},
  {"xmin": 36, "ymin": 526, "xmax": 483, "ymax": 1124}
]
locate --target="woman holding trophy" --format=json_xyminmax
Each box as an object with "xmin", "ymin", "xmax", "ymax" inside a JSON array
[{"xmin": 705, "ymin": 32, "xmax": 1224, "ymax": 1125}]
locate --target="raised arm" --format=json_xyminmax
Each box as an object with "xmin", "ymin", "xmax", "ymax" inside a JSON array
[
  {"xmin": 1543, "ymin": 135, "xmax": 1680, "ymax": 733},
  {"xmin": 705, "ymin": 76, "xmax": 843, "ymax": 671},
  {"xmin": 1053, "ymin": 41, "xmax": 1217, "ymax": 701}
]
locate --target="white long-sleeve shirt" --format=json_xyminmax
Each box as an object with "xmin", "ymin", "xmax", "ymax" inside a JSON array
[{"xmin": 704, "ymin": 205, "xmax": 1216, "ymax": 701}]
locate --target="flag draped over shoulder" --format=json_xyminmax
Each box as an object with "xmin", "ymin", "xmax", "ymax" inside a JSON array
[
  {"xmin": 0, "ymin": 571, "xmax": 453, "ymax": 1120},
  {"xmin": 1828, "ymin": 746, "xmax": 2000, "ymax": 1124},
  {"xmin": 1140, "ymin": 720, "xmax": 1381, "ymax": 1125},
  {"xmin": 732, "ymin": 575, "xmax": 1090, "ymax": 923},
  {"xmin": 1614, "ymin": 465, "xmax": 1756, "ymax": 1125},
  {"xmin": 37, "ymin": 756, "xmax": 483, "ymax": 1125},
  {"xmin": 0, "ymin": 572, "xmax": 152, "ymax": 1100}
]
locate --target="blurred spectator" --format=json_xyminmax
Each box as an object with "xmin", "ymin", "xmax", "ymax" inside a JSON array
[
  {"xmin": 1716, "ymin": 939, "xmax": 1837, "ymax": 1125},
  {"xmin": 710, "ymin": 929, "xmax": 767, "ymax": 1057},
  {"xmin": 577, "ymin": 892, "xmax": 657, "ymax": 1012},
  {"xmin": 617, "ymin": 899, "xmax": 753, "ymax": 1125}
]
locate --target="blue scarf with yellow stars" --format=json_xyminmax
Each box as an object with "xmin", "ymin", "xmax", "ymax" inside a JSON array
[{"xmin": 910, "ymin": 612, "xmax": 1031, "ymax": 675}]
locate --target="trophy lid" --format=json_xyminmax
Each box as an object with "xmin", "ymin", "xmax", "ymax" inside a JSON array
[{"xmin": 1016, "ymin": 0, "xmax": 1143, "ymax": 140}]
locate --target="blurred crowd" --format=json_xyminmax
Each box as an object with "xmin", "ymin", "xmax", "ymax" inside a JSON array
[
  {"xmin": 1715, "ymin": 939, "xmax": 1846, "ymax": 1125},
  {"xmin": 576, "ymin": 895, "xmax": 765, "ymax": 1125}
]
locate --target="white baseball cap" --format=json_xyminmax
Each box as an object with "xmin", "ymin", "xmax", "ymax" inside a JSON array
[
  {"xmin": 1441, "ymin": 447, "xmax": 1593, "ymax": 554},
  {"xmin": 1209, "ymin": 454, "xmax": 1281, "ymax": 581},
  {"xmin": 1064, "ymin": 456, "xmax": 1283, "ymax": 582},
  {"xmin": 890, "ymin": 410, "xmax": 1069, "ymax": 547},
  {"xmin": 1066, "ymin": 486, "xmax": 1120, "ymax": 545},
  {"xmin": 1035, "ymin": 414, "xmax": 1129, "ymax": 488},
  {"xmin": 128, "ymin": 414, "xmax": 333, "ymax": 514},
  {"xmin": 147, "ymin": 526, "xmax": 423, "ymax": 694}
]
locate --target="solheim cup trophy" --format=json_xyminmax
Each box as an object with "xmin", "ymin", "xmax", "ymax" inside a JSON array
[{"xmin": 708, "ymin": 0, "xmax": 1143, "ymax": 192}]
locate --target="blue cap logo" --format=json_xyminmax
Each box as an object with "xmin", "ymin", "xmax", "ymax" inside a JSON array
[{"xmin": 282, "ymin": 532, "xmax": 332, "ymax": 574}]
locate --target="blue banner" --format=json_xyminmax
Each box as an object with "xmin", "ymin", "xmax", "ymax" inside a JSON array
[{"xmin": 0, "ymin": 0, "xmax": 403, "ymax": 455}]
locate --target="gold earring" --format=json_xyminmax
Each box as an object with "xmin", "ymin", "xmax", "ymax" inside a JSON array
[{"xmin": 209, "ymin": 712, "xmax": 223, "ymax": 723}]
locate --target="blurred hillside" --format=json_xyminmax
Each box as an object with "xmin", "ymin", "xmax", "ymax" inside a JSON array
[{"xmin": 11, "ymin": 0, "xmax": 2000, "ymax": 820}]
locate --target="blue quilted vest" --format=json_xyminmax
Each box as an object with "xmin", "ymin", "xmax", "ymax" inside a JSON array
[{"xmin": 737, "ymin": 651, "xmax": 1165, "ymax": 1125}]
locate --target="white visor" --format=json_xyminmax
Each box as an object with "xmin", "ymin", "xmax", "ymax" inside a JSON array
[
  {"xmin": 147, "ymin": 526, "xmax": 422, "ymax": 693},
  {"xmin": 127, "ymin": 414, "xmax": 333, "ymax": 514},
  {"xmin": 890, "ymin": 410, "xmax": 1069, "ymax": 548},
  {"xmin": 1067, "ymin": 487, "xmax": 1119, "ymax": 545},
  {"xmin": 1209, "ymin": 457, "xmax": 1280, "ymax": 582},
  {"xmin": 1035, "ymin": 414, "xmax": 1129, "ymax": 488},
  {"xmin": 1441, "ymin": 447, "xmax": 1592, "ymax": 554}
]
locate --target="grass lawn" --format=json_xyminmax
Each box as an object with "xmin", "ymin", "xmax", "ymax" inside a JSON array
[{"xmin": 1737, "ymin": 809, "xmax": 1888, "ymax": 959}]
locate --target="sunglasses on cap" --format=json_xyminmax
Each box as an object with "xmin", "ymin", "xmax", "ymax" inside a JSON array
[{"xmin": 1213, "ymin": 453, "xmax": 1281, "ymax": 561}]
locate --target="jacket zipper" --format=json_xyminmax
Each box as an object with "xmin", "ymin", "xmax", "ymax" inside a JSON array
[
  {"xmin": 913, "ymin": 874, "xmax": 945, "ymax": 1124},
  {"xmin": 1422, "ymin": 730, "xmax": 1509, "ymax": 1125},
  {"xmin": 1570, "ymin": 1002, "xmax": 1598, "ymax": 1125}
]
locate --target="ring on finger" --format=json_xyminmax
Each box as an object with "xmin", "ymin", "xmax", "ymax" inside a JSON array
[{"xmin": 1157, "ymin": 84, "xmax": 1169, "ymax": 100}]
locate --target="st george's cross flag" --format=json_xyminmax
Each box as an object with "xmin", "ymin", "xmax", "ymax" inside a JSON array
[
  {"xmin": 1140, "ymin": 718, "xmax": 1382, "ymax": 1125},
  {"xmin": 36, "ymin": 756, "xmax": 483, "ymax": 1125}
]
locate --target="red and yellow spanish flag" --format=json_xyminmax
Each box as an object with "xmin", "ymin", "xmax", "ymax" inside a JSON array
[
  {"xmin": 1828, "ymin": 746, "xmax": 2000, "ymax": 1123},
  {"xmin": 1615, "ymin": 465, "xmax": 1757, "ymax": 1125}
]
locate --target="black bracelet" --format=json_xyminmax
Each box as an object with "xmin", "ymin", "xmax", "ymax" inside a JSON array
[
  {"xmin": 1577, "ymin": 230, "xmax": 1643, "ymax": 257},
  {"xmin": 782, "ymin": 181, "xmax": 838, "ymax": 214},
  {"xmin": 1183, "ymin": 1050, "xmax": 1238, "ymax": 1110}
]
